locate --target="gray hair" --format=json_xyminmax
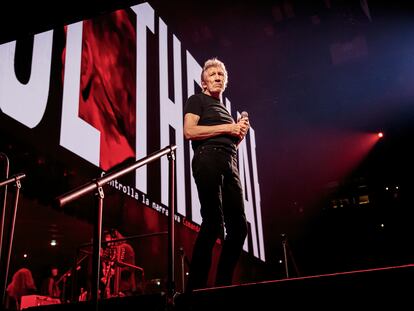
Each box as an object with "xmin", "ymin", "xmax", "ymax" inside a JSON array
[{"xmin": 201, "ymin": 58, "xmax": 228, "ymax": 90}]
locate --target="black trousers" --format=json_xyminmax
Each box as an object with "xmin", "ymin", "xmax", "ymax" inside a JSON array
[{"xmin": 187, "ymin": 145, "xmax": 247, "ymax": 291}]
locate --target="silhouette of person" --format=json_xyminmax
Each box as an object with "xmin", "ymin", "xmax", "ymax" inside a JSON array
[
  {"xmin": 41, "ymin": 266, "xmax": 61, "ymax": 299},
  {"xmin": 5, "ymin": 268, "xmax": 37, "ymax": 310}
]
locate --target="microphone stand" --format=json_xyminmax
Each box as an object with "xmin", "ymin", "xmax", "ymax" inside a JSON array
[
  {"xmin": 70, "ymin": 250, "xmax": 90, "ymax": 303},
  {"xmin": 55, "ymin": 265, "xmax": 78, "ymax": 303},
  {"xmin": 281, "ymin": 234, "xmax": 289, "ymax": 278},
  {"xmin": 178, "ymin": 247, "xmax": 190, "ymax": 293},
  {"xmin": 281, "ymin": 233, "xmax": 300, "ymax": 279},
  {"xmin": 179, "ymin": 247, "xmax": 185, "ymax": 293}
]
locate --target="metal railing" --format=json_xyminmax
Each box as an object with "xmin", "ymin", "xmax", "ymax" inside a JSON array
[
  {"xmin": 56, "ymin": 145, "xmax": 177, "ymax": 309},
  {"xmin": 0, "ymin": 153, "xmax": 26, "ymax": 307}
]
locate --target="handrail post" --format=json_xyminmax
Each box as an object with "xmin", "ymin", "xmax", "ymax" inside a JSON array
[
  {"xmin": 91, "ymin": 185, "xmax": 104, "ymax": 310},
  {"xmin": 0, "ymin": 152, "xmax": 9, "ymax": 273},
  {"xmin": 0, "ymin": 153, "xmax": 9, "ymax": 309},
  {"xmin": 2, "ymin": 179, "xmax": 22, "ymax": 306},
  {"xmin": 281, "ymin": 234, "xmax": 289, "ymax": 279},
  {"xmin": 167, "ymin": 147, "xmax": 176, "ymax": 304}
]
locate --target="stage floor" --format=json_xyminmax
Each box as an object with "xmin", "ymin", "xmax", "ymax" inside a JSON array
[{"xmin": 22, "ymin": 263, "xmax": 414, "ymax": 310}]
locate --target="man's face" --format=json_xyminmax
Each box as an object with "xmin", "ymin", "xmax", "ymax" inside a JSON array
[
  {"xmin": 202, "ymin": 66, "xmax": 226, "ymax": 96},
  {"xmin": 105, "ymin": 234, "xmax": 112, "ymax": 242}
]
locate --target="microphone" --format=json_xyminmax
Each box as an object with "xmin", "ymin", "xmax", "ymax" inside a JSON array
[{"xmin": 238, "ymin": 111, "xmax": 248, "ymax": 122}]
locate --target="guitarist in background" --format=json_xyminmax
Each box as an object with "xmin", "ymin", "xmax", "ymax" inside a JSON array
[{"xmin": 100, "ymin": 229, "xmax": 137, "ymax": 298}]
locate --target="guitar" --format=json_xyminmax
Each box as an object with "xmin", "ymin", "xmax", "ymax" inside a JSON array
[{"xmin": 100, "ymin": 247, "xmax": 117, "ymax": 298}]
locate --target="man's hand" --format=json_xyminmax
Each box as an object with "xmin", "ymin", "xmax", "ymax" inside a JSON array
[{"xmin": 236, "ymin": 117, "xmax": 250, "ymax": 140}]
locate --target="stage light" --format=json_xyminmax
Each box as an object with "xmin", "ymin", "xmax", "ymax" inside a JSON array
[
  {"xmin": 50, "ymin": 239, "xmax": 57, "ymax": 246},
  {"xmin": 23, "ymin": 253, "xmax": 28, "ymax": 258},
  {"xmin": 377, "ymin": 132, "xmax": 383, "ymax": 138}
]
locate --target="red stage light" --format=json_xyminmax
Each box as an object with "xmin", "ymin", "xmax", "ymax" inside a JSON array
[{"xmin": 378, "ymin": 132, "xmax": 383, "ymax": 138}]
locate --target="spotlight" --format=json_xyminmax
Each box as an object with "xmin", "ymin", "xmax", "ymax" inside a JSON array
[{"xmin": 377, "ymin": 132, "xmax": 383, "ymax": 138}]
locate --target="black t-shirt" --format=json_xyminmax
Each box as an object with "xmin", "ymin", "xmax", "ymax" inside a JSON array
[{"xmin": 184, "ymin": 93, "xmax": 238, "ymax": 153}]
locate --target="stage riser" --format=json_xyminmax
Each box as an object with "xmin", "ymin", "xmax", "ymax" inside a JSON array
[{"xmin": 25, "ymin": 266, "xmax": 414, "ymax": 311}]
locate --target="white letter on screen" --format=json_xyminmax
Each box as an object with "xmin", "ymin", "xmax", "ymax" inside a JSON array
[
  {"xmin": 0, "ymin": 30, "xmax": 53, "ymax": 128},
  {"xmin": 159, "ymin": 18, "xmax": 186, "ymax": 215},
  {"xmin": 185, "ymin": 51, "xmax": 202, "ymax": 225},
  {"xmin": 237, "ymin": 113, "xmax": 259, "ymax": 258},
  {"xmin": 131, "ymin": 3, "xmax": 155, "ymax": 193},
  {"xmin": 249, "ymin": 127, "xmax": 265, "ymax": 261},
  {"xmin": 60, "ymin": 22, "xmax": 100, "ymax": 166}
]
